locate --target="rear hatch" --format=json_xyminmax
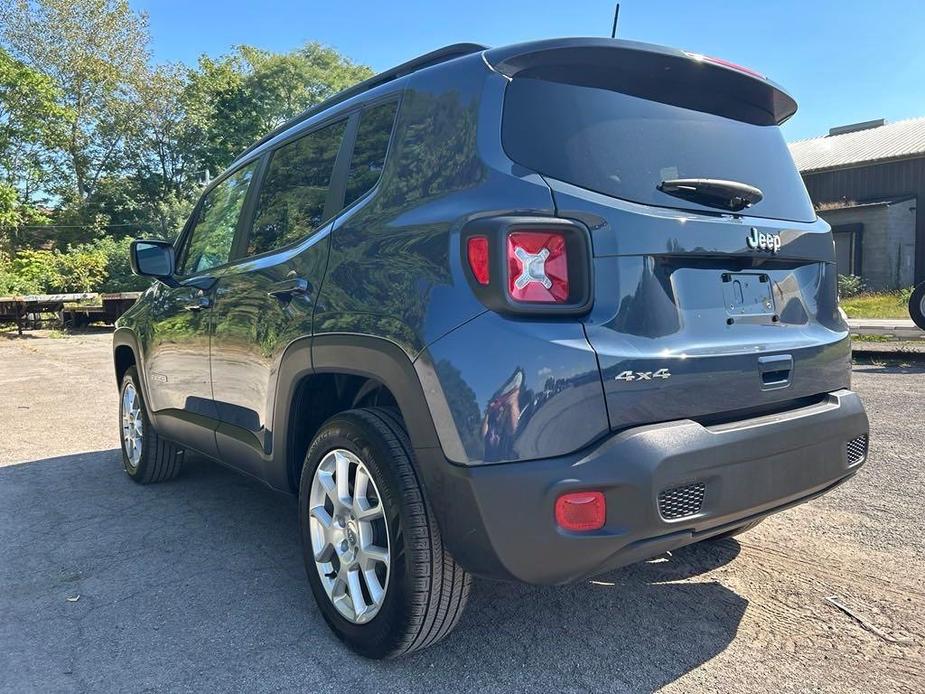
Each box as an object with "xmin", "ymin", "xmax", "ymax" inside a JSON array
[{"xmin": 490, "ymin": 39, "xmax": 851, "ymax": 430}]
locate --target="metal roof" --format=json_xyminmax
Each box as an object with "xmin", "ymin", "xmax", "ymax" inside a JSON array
[{"xmin": 788, "ymin": 116, "xmax": 925, "ymax": 173}]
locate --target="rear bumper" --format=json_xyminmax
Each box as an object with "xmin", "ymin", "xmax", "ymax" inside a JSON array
[{"xmin": 418, "ymin": 389, "xmax": 868, "ymax": 584}]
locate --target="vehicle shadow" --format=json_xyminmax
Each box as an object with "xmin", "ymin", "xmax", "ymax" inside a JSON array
[{"xmin": 0, "ymin": 450, "xmax": 746, "ymax": 692}]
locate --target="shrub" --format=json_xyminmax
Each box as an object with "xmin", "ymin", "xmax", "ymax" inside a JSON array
[
  {"xmin": 82, "ymin": 236, "xmax": 151, "ymax": 293},
  {"xmin": 837, "ymin": 274, "xmax": 867, "ymax": 298},
  {"xmin": 56, "ymin": 243, "xmax": 108, "ymax": 292},
  {"xmin": 0, "ymin": 249, "xmax": 64, "ymax": 294},
  {"xmin": 0, "ymin": 235, "xmax": 149, "ymax": 295}
]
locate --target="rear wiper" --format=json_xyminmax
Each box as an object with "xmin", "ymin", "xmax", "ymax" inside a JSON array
[{"xmin": 657, "ymin": 178, "xmax": 763, "ymax": 212}]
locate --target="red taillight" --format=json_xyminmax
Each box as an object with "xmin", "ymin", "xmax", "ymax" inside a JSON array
[
  {"xmin": 555, "ymin": 491, "xmax": 606, "ymax": 532},
  {"xmin": 466, "ymin": 235, "xmax": 490, "ymax": 285},
  {"xmin": 507, "ymin": 230, "xmax": 569, "ymax": 303}
]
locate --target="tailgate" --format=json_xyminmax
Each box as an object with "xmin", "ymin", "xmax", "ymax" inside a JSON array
[
  {"xmin": 555, "ymin": 179, "xmax": 851, "ymax": 430},
  {"xmin": 494, "ymin": 38, "xmax": 851, "ymax": 429}
]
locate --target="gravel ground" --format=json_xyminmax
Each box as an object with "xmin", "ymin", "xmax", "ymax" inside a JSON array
[{"xmin": 1, "ymin": 331, "xmax": 923, "ymax": 693}]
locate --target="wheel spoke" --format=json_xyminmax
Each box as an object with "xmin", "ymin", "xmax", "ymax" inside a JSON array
[
  {"xmin": 317, "ymin": 471, "xmax": 337, "ymax": 504},
  {"xmin": 346, "ymin": 568, "xmax": 366, "ymax": 619},
  {"xmin": 353, "ymin": 467, "xmax": 383, "ymax": 521},
  {"xmin": 309, "ymin": 506, "xmax": 335, "ymax": 561},
  {"xmin": 362, "ymin": 545, "xmax": 389, "ymax": 567},
  {"xmin": 331, "ymin": 564, "xmax": 349, "ymax": 599},
  {"xmin": 354, "ymin": 468, "xmax": 369, "ymax": 505},
  {"xmin": 335, "ymin": 451, "xmax": 351, "ymax": 505},
  {"xmin": 355, "ymin": 503, "xmax": 383, "ymax": 522},
  {"xmin": 313, "ymin": 541, "xmax": 334, "ymax": 563},
  {"xmin": 361, "ymin": 568, "xmax": 385, "ymax": 607},
  {"xmin": 310, "ymin": 504, "xmax": 333, "ymax": 530}
]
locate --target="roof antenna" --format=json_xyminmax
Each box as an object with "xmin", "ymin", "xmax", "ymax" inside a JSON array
[{"xmin": 611, "ymin": 3, "xmax": 620, "ymax": 38}]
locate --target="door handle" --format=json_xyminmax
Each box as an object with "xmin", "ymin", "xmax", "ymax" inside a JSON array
[
  {"xmin": 758, "ymin": 354, "xmax": 792, "ymax": 390},
  {"xmin": 183, "ymin": 290, "xmax": 212, "ymax": 311},
  {"xmin": 267, "ymin": 277, "xmax": 310, "ymax": 300}
]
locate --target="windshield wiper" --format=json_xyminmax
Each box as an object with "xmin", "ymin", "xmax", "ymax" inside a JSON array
[{"xmin": 657, "ymin": 178, "xmax": 763, "ymax": 212}]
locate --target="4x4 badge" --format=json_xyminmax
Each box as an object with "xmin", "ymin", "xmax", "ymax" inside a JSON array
[
  {"xmin": 746, "ymin": 227, "xmax": 782, "ymax": 254},
  {"xmin": 615, "ymin": 369, "xmax": 671, "ymax": 382}
]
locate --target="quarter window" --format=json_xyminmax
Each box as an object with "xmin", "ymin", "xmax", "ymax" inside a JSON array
[
  {"xmin": 344, "ymin": 101, "xmax": 398, "ymax": 207},
  {"xmin": 247, "ymin": 119, "xmax": 347, "ymax": 256},
  {"xmin": 178, "ymin": 162, "xmax": 256, "ymax": 275}
]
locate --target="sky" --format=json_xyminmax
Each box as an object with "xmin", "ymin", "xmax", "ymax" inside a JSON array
[{"xmin": 130, "ymin": 0, "xmax": 925, "ymax": 142}]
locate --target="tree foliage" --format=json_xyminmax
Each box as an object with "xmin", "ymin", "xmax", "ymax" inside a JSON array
[
  {"xmin": 0, "ymin": 46, "xmax": 64, "ymax": 198},
  {"xmin": 0, "ymin": 0, "xmax": 373, "ymax": 292},
  {"xmin": 1, "ymin": 0, "xmax": 150, "ymax": 202},
  {"xmin": 183, "ymin": 43, "xmax": 372, "ymax": 177}
]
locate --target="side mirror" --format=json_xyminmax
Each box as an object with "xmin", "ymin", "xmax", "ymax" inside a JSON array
[{"xmin": 130, "ymin": 239, "xmax": 177, "ymax": 286}]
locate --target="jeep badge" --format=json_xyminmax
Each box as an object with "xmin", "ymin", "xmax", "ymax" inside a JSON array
[{"xmin": 747, "ymin": 227, "xmax": 782, "ymax": 253}]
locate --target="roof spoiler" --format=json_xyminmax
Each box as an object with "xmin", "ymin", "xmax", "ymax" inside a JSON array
[{"xmin": 485, "ymin": 38, "xmax": 797, "ymax": 126}]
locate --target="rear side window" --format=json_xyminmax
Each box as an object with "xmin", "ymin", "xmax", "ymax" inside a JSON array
[
  {"xmin": 247, "ymin": 119, "xmax": 347, "ymax": 256},
  {"xmin": 502, "ymin": 78, "xmax": 815, "ymax": 223},
  {"xmin": 344, "ymin": 101, "xmax": 398, "ymax": 207},
  {"xmin": 178, "ymin": 162, "xmax": 257, "ymax": 275}
]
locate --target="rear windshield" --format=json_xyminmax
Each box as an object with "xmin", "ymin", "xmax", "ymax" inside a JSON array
[{"xmin": 502, "ymin": 77, "xmax": 815, "ymax": 223}]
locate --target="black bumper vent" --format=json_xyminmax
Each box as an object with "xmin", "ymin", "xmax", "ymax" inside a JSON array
[
  {"xmin": 846, "ymin": 434, "xmax": 869, "ymax": 466},
  {"xmin": 658, "ymin": 482, "xmax": 706, "ymax": 520}
]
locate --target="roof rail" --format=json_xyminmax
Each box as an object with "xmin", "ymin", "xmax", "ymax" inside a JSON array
[{"xmin": 232, "ymin": 42, "xmax": 487, "ymax": 165}]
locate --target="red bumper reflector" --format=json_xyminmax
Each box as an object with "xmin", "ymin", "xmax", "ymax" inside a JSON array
[
  {"xmin": 466, "ymin": 235, "xmax": 490, "ymax": 285},
  {"xmin": 555, "ymin": 491, "xmax": 605, "ymax": 531}
]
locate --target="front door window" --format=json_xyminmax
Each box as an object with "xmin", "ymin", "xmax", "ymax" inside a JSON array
[{"xmin": 179, "ymin": 163, "xmax": 257, "ymax": 275}]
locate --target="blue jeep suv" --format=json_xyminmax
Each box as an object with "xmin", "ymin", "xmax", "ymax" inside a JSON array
[{"xmin": 114, "ymin": 38, "xmax": 870, "ymax": 658}]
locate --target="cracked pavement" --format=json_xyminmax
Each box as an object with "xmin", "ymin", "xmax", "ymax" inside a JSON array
[{"xmin": 1, "ymin": 331, "xmax": 923, "ymax": 692}]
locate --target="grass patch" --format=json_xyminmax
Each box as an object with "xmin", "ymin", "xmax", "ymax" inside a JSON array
[
  {"xmin": 841, "ymin": 291, "xmax": 911, "ymax": 319},
  {"xmin": 851, "ymin": 334, "xmax": 895, "ymax": 342}
]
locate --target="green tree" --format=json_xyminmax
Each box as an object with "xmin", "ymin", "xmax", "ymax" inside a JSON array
[
  {"xmin": 0, "ymin": 0, "xmax": 150, "ymax": 202},
  {"xmin": 0, "ymin": 3, "xmax": 374, "ymax": 291},
  {"xmin": 0, "ymin": 47, "xmax": 61, "ymax": 249},
  {"xmin": 183, "ymin": 42, "xmax": 373, "ymax": 176},
  {"xmin": 0, "ymin": 47, "xmax": 63, "ymax": 194},
  {"xmin": 131, "ymin": 63, "xmax": 193, "ymax": 200}
]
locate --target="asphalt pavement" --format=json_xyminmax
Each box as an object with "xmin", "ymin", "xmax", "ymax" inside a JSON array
[{"xmin": 1, "ymin": 332, "xmax": 923, "ymax": 693}]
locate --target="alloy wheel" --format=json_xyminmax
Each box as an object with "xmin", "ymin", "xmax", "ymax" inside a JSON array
[
  {"xmin": 308, "ymin": 449, "xmax": 391, "ymax": 624},
  {"xmin": 121, "ymin": 382, "xmax": 144, "ymax": 469}
]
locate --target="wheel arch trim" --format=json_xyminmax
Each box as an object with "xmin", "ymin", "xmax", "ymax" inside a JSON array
[
  {"xmin": 112, "ymin": 327, "xmax": 153, "ymax": 416},
  {"xmin": 269, "ymin": 333, "xmax": 447, "ymax": 491},
  {"xmin": 309, "ymin": 334, "xmax": 443, "ymax": 451}
]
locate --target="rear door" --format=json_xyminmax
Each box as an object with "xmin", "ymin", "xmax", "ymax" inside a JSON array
[
  {"xmin": 500, "ymin": 62, "xmax": 851, "ymax": 430},
  {"xmin": 208, "ymin": 116, "xmax": 349, "ymax": 476}
]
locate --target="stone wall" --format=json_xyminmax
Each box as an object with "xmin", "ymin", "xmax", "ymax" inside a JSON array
[{"xmin": 819, "ymin": 199, "xmax": 916, "ymax": 289}]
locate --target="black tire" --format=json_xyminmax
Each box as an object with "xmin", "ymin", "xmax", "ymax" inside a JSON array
[
  {"xmin": 708, "ymin": 519, "xmax": 763, "ymax": 541},
  {"xmin": 909, "ymin": 282, "xmax": 925, "ymax": 330},
  {"xmin": 299, "ymin": 407, "xmax": 471, "ymax": 659},
  {"xmin": 118, "ymin": 366, "xmax": 183, "ymax": 484}
]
